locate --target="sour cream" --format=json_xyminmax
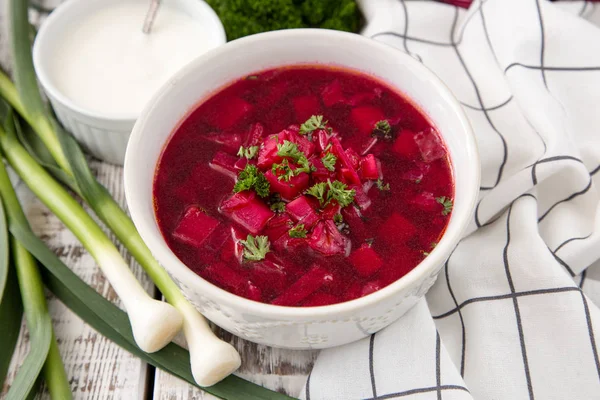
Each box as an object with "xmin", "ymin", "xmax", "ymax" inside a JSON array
[{"xmin": 47, "ymin": 0, "xmax": 220, "ymax": 118}]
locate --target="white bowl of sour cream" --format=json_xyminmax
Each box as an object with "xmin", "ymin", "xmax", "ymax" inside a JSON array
[{"xmin": 33, "ymin": 0, "xmax": 226, "ymax": 165}]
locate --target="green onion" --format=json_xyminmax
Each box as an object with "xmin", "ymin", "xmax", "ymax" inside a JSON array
[
  {"xmin": 3, "ymin": 0, "xmax": 244, "ymax": 385},
  {"xmin": 0, "ymin": 147, "xmax": 291, "ymax": 399},
  {"xmin": 0, "ymin": 198, "xmax": 22, "ymax": 389},
  {"xmin": 0, "ymin": 114, "xmax": 184, "ymax": 354},
  {"xmin": 9, "ymin": 237, "xmax": 71, "ymax": 400}
]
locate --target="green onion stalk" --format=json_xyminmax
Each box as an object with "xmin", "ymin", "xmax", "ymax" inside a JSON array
[
  {"xmin": 3, "ymin": 0, "xmax": 241, "ymax": 386},
  {"xmin": 0, "ymin": 116, "xmax": 184, "ymax": 354},
  {"xmin": 0, "ymin": 162, "xmax": 70, "ymax": 399}
]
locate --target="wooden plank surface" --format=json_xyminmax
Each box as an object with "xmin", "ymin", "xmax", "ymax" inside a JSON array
[{"xmin": 0, "ymin": 1, "xmax": 315, "ymax": 398}]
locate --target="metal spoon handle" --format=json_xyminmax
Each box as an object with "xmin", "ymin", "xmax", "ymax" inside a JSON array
[{"xmin": 142, "ymin": 0, "xmax": 161, "ymax": 34}]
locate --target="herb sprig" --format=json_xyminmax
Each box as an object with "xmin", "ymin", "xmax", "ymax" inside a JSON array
[
  {"xmin": 299, "ymin": 115, "xmax": 327, "ymax": 136},
  {"xmin": 305, "ymin": 180, "xmax": 355, "ymax": 207},
  {"xmin": 288, "ymin": 224, "xmax": 308, "ymax": 238},
  {"xmin": 237, "ymin": 145, "xmax": 259, "ymax": 160},
  {"xmin": 240, "ymin": 234, "xmax": 270, "ymax": 261},
  {"xmin": 436, "ymin": 196, "xmax": 453, "ymax": 216},
  {"xmin": 233, "ymin": 164, "xmax": 270, "ymax": 197}
]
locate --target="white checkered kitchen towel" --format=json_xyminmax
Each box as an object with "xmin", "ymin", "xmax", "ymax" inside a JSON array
[{"xmin": 301, "ymin": 1, "xmax": 600, "ymax": 399}]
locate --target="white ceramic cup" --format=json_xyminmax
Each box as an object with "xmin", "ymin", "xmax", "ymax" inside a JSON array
[
  {"xmin": 32, "ymin": 0, "xmax": 226, "ymax": 165},
  {"xmin": 124, "ymin": 29, "xmax": 480, "ymax": 349}
]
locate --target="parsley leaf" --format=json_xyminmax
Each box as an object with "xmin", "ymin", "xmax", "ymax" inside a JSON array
[
  {"xmin": 306, "ymin": 182, "xmax": 328, "ymax": 205},
  {"xmin": 237, "ymin": 145, "xmax": 259, "ymax": 160},
  {"xmin": 272, "ymin": 159, "xmax": 294, "ymax": 181},
  {"xmin": 270, "ymin": 201, "xmax": 286, "ymax": 212},
  {"xmin": 333, "ymin": 214, "xmax": 343, "ymax": 224},
  {"xmin": 289, "ymin": 224, "xmax": 308, "ymax": 238},
  {"xmin": 321, "ymin": 153, "xmax": 337, "ymax": 172},
  {"xmin": 327, "ymin": 180, "xmax": 355, "ymax": 207},
  {"xmin": 371, "ymin": 119, "xmax": 393, "ymax": 141},
  {"xmin": 295, "ymin": 155, "xmax": 314, "ymax": 174},
  {"xmin": 436, "ymin": 196, "xmax": 453, "ymax": 216},
  {"xmin": 376, "ymin": 179, "xmax": 390, "ymax": 191},
  {"xmin": 299, "ymin": 115, "xmax": 327, "ymax": 136},
  {"xmin": 233, "ymin": 164, "xmax": 270, "ymax": 197},
  {"xmin": 277, "ymin": 140, "xmax": 304, "ymax": 160},
  {"xmin": 239, "ymin": 234, "xmax": 270, "ymax": 261}
]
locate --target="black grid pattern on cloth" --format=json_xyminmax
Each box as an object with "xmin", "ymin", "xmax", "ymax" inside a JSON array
[{"xmin": 346, "ymin": 1, "xmax": 600, "ymax": 399}]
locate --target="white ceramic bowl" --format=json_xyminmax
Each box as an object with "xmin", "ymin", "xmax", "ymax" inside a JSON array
[
  {"xmin": 32, "ymin": 0, "xmax": 226, "ymax": 165},
  {"xmin": 124, "ymin": 29, "xmax": 480, "ymax": 349}
]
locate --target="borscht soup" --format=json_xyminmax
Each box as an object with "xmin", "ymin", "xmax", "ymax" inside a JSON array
[{"xmin": 153, "ymin": 65, "xmax": 454, "ymax": 307}]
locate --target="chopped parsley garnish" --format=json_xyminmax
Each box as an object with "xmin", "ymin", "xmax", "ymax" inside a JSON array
[
  {"xmin": 237, "ymin": 145, "xmax": 259, "ymax": 160},
  {"xmin": 306, "ymin": 180, "xmax": 355, "ymax": 207},
  {"xmin": 376, "ymin": 179, "xmax": 390, "ymax": 191},
  {"xmin": 321, "ymin": 153, "xmax": 337, "ymax": 171},
  {"xmin": 306, "ymin": 182, "xmax": 328, "ymax": 205},
  {"xmin": 371, "ymin": 119, "xmax": 393, "ymax": 141},
  {"xmin": 277, "ymin": 140, "xmax": 304, "ymax": 160},
  {"xmin": 270, "ymin": 201, "xmax": 286, "ymax": 212},
  {"xmin": 245, "ymin": 75, "xmax": 259, "ymax": 80},
  {"xmin": 295, "ymin": 155, "xmax": 315, "ymax": 174},
  {"xmin": 240, "ymin": 234, "xmax": 270, "ymax": 261},
  {"xmin": 436, "ymin": 196, "xmax": 453, "ymax": 216},
  {"xmin": 327, "ymin": 180, "xmax": 355, "ymax": 207},
  {"xmin": 415, "ymin": 179, "xmax": 422, "ymax": 184},
  {"xmin": 289, "ymin": 224, "xmax": 308, "ymax": 238},
  {"xmin": 233, "ymin": 164, "xmax": 270, "ymax": 197},
  {"xmin": 299, "ymin": 115, "xmax": 327, "ymax": 136},
  {"xmin": 272, "ymin": 159, "xmax": 294, "ymax": 181},
  {"xmin": 333, "ymin": 214, "xmax": 343, "ymax": 224},
  {"xmin": 365, "ymin": 238, "xmax": 375, "ymax": 246},
  {"xmin": 422, "ymin": 242, "xmax": 437, "ymax": 257}
]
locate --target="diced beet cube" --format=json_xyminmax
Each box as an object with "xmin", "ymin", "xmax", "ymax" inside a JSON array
[
  {"xmin": 265, "ymin": 170, "xmax": 309, "ymax": 201},
  {"xmin": 246, "ymin": 259, "xmax": 287, "ymax": 294},
  {"xmin": 350, "ymin": 106, "xmax": 385, "ymax": 136},
  {"xmin": 341, "ymin": 206, "xmax": 369, "ymax": 241},
  {"xmin": 220, "ymin": 191, "xmax": 255, "ymax": 213},
  {"xmin": 350, "ymin": 244, "xmax": 384, "ymax": 277},
  {"xmin": 310, "ymin": 158, "xmax": 331, "ymax": 181},
  {"xmin": 414, "ymin": 128, "xmax": 446, "ymax": 162},
  {"xmin": 360, "ymin": 154, "xmax": 380, "ymax": 180},
  {"xmin": 206, "ymin": 97, "xmax": 253, "ymax": 130},
  {"xmin": 321, "ymin": 80, "xmax": 345, "ymax": 107},
  {"xmin": 308, "ymin": 220, "xmax": 350, "ymax": 256},
  {"xmin": 348, "ymin": 90, "xmax": 380, "ymax": 106},
  {"xmin": 303, "ymin": 293, "xmax": 340, "ymax": 307},
  {"xmin": 288, "ymin": 131, "xmax": 315, "ymax": 158},
  {"xmin": 293, "ymin": 95, "xmax": 320, "ymax": 121},
  {"xmin": 379, "ymin": 212, "xmax": 417, "ymax": 246},
  {"xmin": 393, "ymin": 129, "xmax": 420, "ymax": 159},
  {"xmin": 204, "ymin": 132, "xmax": 243, "ymax": 152},
  {"xmin": 245, "ymin": 281, "xmax": 262, "ymax": 301},
  {"xmin": 244, "ymin": 123, "xmax": 264, "ymax": 146},
  {"xmin": 345, "ymin": 148, "xmax": 361, "ymax": 169},
  {"xmin": 263, "ymin": 214, "xmax": 294, "ymax": 242},
  {"xmin": 331, "ymin": 137, "xmax": 361, "ymax": 185},
  {"xmin": 257, "ymin": 132, "xmax": 289, "ymax": 169},
  {"xmin": 229, "ymin": 199, "xmax": 274, "ymax": 234},
  {"xmin": 316, "ymin": 129, "xmax": 332, "ymax": 152},
  {"xmin": 173, "ymin": 206, "xmax": 220, "ymax": 248},
  {"xmin": 209, "ymin": 151, "xmax": 239, "ymax": 179},
  {"xmin": 350, "ymin": 184, "xmax": 372, "ymax": 211},
  {"xmin": 203, "ymin": 223, "xmax": 230, "ymax": 252},
  {"xmin": 286, "ymin": 196, "xmax": 320, "ymax": 227},
  {"xmin": 361, "ymin": 280, "xmax": 383, "ymax": 297},
  {"xmin": 234, "ymin": 157, "xmax": 256, "ymax": 171},
  {"xmin": 320, "ymin": 203, "xmax": 341, "ymax": 220},
  {"xmin": 271, "ymin": 265, "xmax": 331, "ymax": 306},
  {"xmin": 203, "ymin": 263, "xmax": 248, "ymax": 295},
  {"xmin": 409, "ymin": 192, "xmax": 441, "ymax": 212},
  {"xmin": 273, "ymin": 235, "xmax": 309, "ymax": 253}
]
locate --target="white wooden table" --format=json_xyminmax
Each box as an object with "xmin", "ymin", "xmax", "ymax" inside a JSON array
[{"xmin": 0, "ymin": 2, "xmax": 316, "ymax": 398}]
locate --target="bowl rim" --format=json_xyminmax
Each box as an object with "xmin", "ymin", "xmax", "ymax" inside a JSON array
[
  {"xmin": 124, "ymin": 28, "xmax": 480, "ymax": 319},
  {"xmin": 31, "ymin": 0, "xmax": 226, "ymax": 123}
]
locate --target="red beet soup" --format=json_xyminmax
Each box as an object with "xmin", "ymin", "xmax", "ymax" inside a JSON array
[{"xmin": 153, "ymin": 65, "xmax": 454, "ymax": 307}]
